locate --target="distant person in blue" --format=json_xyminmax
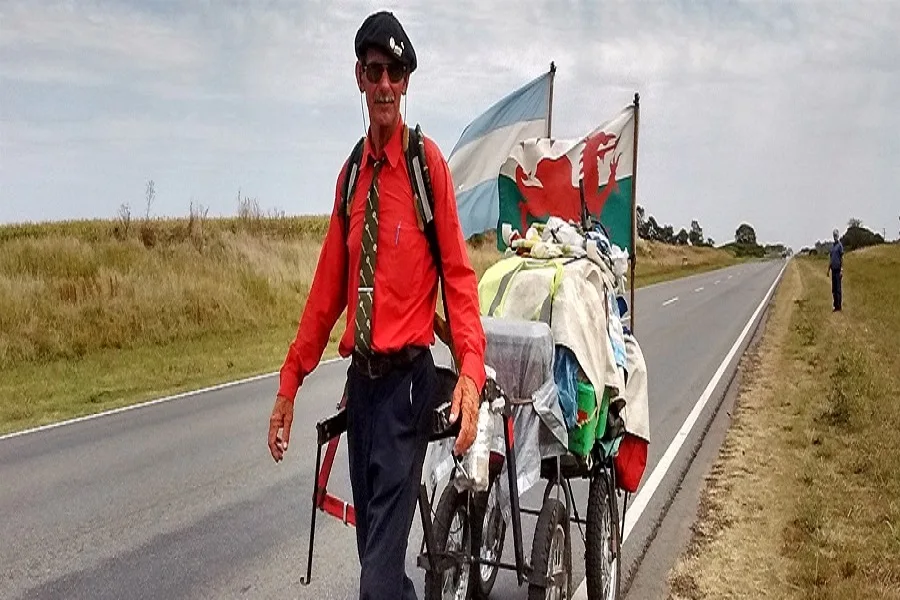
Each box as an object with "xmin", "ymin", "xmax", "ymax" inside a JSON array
[{"xmin": 827, "ymin": 228, "xmax": 844, "ymax": 311}]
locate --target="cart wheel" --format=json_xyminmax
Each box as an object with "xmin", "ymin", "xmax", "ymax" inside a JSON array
[
  {"xmin": 585, "ymin": 469, "xmax": 621, "ymax": 600},
  {"xmin": 471, "ymin": 476, "xmax": 505, "ymax": 599},
  {"xmin": 528, "ymin": 498, "xmax": 571, "ymax": 600},
  {"xmin": 425, "ymin": 485, "xmax": 476, "ymax": 600}
]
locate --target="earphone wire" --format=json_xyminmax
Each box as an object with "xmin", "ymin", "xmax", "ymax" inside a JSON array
[{"xmin": 359, "ymin": 91, "xmax": 368, "ymax": 135}]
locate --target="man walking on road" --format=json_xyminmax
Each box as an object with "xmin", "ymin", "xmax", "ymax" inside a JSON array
[
  {"xmin": 267, "ymin": 10, "xmax": 486, "ymax": 600},
  {"xmin": 827, "ymin": 228, "xmax": 844, "ymax": 311}
]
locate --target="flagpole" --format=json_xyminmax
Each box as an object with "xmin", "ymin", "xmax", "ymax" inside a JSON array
[
  {"xmin": 630, "ymin": 92, "xmax": 640, "ymax": 333},
  {"xmin": 547, "ymin": 61, "xmax": 556, "ymax": 137}
]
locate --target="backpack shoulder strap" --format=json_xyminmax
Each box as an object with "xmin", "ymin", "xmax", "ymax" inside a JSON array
[
  {"xmin": 340, "ymin": 136, "xmax": 366, "ymax": 232},
  {"xmin": 405, "ymin": 124, "xmax": 458, "ymax": 362},
  {"xmin": 404, "ymin": 124, "xmax": 439, "ymax": 270}
]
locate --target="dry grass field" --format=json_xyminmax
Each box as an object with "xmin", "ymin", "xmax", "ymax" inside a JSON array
[{"xmin": 0, "ymin": 216, "xmax": 742, "ymax": 434}]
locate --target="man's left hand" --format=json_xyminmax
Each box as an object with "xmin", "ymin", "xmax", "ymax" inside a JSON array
[
  {"xmin": 268, "ymin": 395, "xmax": 294, "ymax": 463},
  {"xmin": 449, "ymin": 374, "xmax": 479, "ymax": 456}
]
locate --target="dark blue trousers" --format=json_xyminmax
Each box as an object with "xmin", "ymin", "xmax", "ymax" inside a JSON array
[
  {"xmin": 832, "ymin": 269, "xmax": 842, "ymax": 310},
  {"xmin": 346, "ymin": 351, "xmax": 437, "ymax": 600}
]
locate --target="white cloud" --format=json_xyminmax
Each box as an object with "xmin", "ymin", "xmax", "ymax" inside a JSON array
[
  {"xmin": 0, "ymin": 61, "xmax": 109, "ymax": 86},
  {"xmin": 1, "ymin": 0, "xmax": 898, "ymax": 247},
  {"xmin": 1, "ymin": 1, "xmax": 207, "ymax": 72}
]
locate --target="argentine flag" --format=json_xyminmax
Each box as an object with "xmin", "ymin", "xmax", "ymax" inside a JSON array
[{"xmin": 448, "ymin": 71, "xmax": 554, "ymax": 239}]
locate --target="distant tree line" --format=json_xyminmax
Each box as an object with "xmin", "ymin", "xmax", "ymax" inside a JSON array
[
  {"xmin": 637, "ymin": 206, "xmax": 793, "ymax": 257},
  {"xmin": 636, "ymin": 205, "xmax": 715, "ymax": 247}
]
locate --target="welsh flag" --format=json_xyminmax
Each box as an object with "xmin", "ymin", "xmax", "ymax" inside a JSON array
[{"xmin": 497, "ymin": 105, "xmax": 636, "ymax": 252}]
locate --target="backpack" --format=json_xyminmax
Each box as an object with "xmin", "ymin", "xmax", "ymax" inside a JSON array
[{"xmin": 339, "ymin": 124, "xmax": 455, "ymax": 355}]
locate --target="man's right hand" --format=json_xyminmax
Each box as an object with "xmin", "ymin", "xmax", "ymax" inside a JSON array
[
  {"xmin": 449, "ymin": 374, "xmax": 479, "ymax": 456},
  {"xmin": 268, "ymin": 395, "xmax": 294, "ymax": 462}
]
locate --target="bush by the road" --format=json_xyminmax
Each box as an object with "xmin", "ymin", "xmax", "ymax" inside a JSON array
[
  {"xmin": 719, "ymin": 241, "xmax": 766, "ymax": 258},
  {"xmin": 841, "ymin": 224, "xmax": 885, "ymax": 252}
]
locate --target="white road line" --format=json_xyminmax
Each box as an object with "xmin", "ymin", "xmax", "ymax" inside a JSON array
[
  {"xmin": 662, "ymin": 297, "xmax": 679, "ymax": 307},
  {"xmin": 572, "ymin": 262, "xmax": 786, "ymax": 600},
  {"xmin": 694, "ymin": 287, "xmax": 704, "ymax": 292},
  {"xmin": 0, "ymin": 357, "xmax": 345, "ymax": 442}
]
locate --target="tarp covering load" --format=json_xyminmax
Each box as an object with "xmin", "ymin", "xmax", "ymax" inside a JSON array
[
  {"xmin": 425, "ymin": 317, "xmax": 568, "ymax": 499},
  {"xmin": 496, "ymin": 105, "xmax": 636, "ymax": 254},
  {"xmin": 478, "ymin": 228, "xmax": 650, "ymax": 445}
]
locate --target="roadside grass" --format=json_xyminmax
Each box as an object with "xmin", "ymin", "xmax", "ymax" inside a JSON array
[
  {"xmin": 633, "ymin": 238, "xmax": 744, "ymax": 287},
  {"xmin": 1, "ymin": 218, "xmax": 742, "ymax": 435},
  {"xmin": 669, "ymin": 246, "xmax": 900, "ymax": 599},
  {"xmin": 0, "ymin": 327, "xmax": 297, "ymax": 430}
]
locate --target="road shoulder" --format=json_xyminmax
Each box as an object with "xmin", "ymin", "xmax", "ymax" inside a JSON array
[
  {"xmin": 669, "ymin": 249, "xmax": 900, "ymax": 599},
  {"xmin": 666, "ymin": 259, "xmax": 801, "ymax": 598},
  {"xmin": 623, "ymin": 266, "xmax": 781, "ymax": 599}
]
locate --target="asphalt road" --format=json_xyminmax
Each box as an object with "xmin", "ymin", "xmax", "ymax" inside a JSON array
[{"xmin": 0, "ymin": 259, "xmax": 785, "ymax": 600}]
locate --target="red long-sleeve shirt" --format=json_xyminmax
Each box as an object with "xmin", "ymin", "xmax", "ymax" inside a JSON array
[{"xmin": 278, "ymin": 120, "xmax": 487, "ymax": 401}]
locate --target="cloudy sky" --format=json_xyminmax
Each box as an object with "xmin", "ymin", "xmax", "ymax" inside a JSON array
[{"xmin": 2, "ymin": 0, "xmax": 898, "ymax": 249}]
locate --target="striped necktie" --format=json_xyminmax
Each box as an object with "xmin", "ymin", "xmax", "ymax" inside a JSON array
[{"xmin": 354, "ymin": 159, "xmax": 384, "ymax": 355}]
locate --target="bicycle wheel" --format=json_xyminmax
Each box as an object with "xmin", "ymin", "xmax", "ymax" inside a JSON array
[
  {"xmin": 424, "ymin": 485, "xmax": 476, "ymax": 600},
  {"xmin": 471, "ymin": 476, "xmax": 505, "ymax": 598},
  {"xmin": 528, "ymin": 497, "xmax": 571, "ymax": 600},
  {"xmin": 585, "ymin": 468, "xmax": 621, "ymax": 600}
]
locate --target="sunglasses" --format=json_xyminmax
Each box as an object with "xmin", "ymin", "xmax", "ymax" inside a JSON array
[{"xmin": 362, "ymin": 61, "xmax": 407, "ymax": 84}]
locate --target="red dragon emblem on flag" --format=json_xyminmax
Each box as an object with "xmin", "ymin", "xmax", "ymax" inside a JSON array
[{"xmin": 512, "ymin": 130, "xmax": 622, "ymax": 233}]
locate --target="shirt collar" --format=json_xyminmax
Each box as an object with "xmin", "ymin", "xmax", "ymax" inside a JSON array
[{"xmin": 363, "ymin": 118, "xmax": 404, "ymax": 169}]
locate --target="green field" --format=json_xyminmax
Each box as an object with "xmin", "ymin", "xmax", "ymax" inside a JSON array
[{"xmin": 0, "ymin": 216, "xmax": 742, "ymax": 435}]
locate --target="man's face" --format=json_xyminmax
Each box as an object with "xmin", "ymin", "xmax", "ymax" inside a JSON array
[{"xmin": 356, "ymin": 47, "xmax": 408, "ymax": 130}]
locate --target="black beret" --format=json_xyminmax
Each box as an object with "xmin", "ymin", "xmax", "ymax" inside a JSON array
[{"xmin": 354, "ymin": 11, "xmax": 417, "ymax": 73}]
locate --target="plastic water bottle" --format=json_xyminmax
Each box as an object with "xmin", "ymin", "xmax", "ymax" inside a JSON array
[{"xmin": 458, "ymin": 402, "xmax": 494, "ymax": 493}]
